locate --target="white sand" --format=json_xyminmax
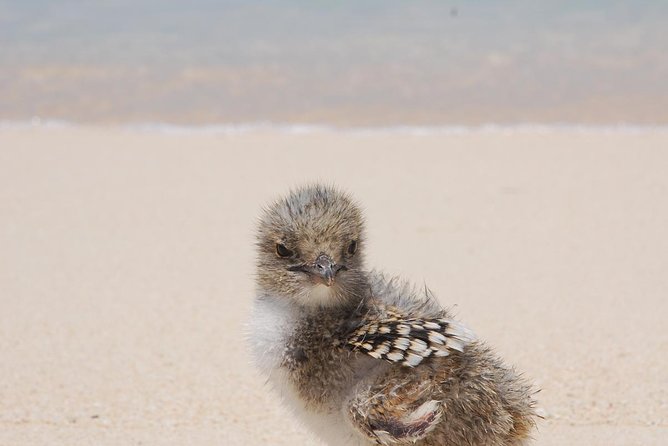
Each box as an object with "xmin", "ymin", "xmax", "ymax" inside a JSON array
[{"xmin": 1, "ymin": 127, "xmax": 666, "ymax": 444}]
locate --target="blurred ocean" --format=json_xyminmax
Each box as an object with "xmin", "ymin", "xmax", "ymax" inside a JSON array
[{"xmin": 1, "ymin": 0, "xmax": 667, "ymax": 126}]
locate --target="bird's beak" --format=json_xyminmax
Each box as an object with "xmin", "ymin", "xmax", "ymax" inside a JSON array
[
  {"xmin": 288, "ymin": 254, "xmax": 347, "ymax": 286},
  {"xmin": 313, "ymin": 254, "xmax": 338, "ymax": 286}
]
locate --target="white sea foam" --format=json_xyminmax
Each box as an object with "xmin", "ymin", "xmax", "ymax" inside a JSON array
[
  {"xmin": 2, "ymin": 119, "xmax": 668, "ymax": 136},
  {"xmin": 0, "ymin": 118, "xmax": 74, "ymax": 130}
]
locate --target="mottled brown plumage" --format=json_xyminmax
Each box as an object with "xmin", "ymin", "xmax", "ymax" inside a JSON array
[{"xmin": 248, "ymin": 184, "xmax": 538, "ymax": 445}]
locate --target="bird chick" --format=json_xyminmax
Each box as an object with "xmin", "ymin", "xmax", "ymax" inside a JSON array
[{"xmin": 248, "ymin": 184, "xmax": 537, "ymax": 446}]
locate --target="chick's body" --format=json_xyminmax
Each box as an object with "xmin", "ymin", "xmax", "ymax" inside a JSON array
[{"xmin": 249, "ymin": 185, "xmax": 536, "ymax": 446}]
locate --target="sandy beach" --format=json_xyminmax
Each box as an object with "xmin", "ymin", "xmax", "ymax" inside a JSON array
[{"xmin": 1, "ymin": 126, "xmax": 667, "ymax": 445}]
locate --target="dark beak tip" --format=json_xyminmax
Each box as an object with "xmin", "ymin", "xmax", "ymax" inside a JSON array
[{"xmin": 288, "ymin": 254, "xmax": 346, "ymax": 287}]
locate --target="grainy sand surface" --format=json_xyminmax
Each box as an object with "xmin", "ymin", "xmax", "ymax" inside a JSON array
[{"xmin": 1, "ymin": 127, "xmax": 667, "ymax": 445}]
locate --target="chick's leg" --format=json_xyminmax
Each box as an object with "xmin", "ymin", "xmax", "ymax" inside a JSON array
[{"xmin": 346, "ymin": 367, "xmax": 442, "ymax": 445}]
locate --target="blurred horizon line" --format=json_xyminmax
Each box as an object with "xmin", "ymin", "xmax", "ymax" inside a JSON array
[{"xmin": 3, "ymin": 118, "xmax": 668, "ymax": 136}]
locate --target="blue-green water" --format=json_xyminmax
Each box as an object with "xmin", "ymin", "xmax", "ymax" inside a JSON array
[{"xmin": 1, "ymin": 1, "xmax": 667, "ymax": 125}]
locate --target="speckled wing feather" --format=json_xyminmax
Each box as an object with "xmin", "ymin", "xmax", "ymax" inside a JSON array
[{"xmin": 346, "ymin": 306, "xmax": 476, "ymax": 367}]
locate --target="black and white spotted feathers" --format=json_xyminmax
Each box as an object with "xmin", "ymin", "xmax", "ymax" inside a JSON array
[{"xmin": 347, "ymin": 306, "xmax": 476, "ymax": 367}]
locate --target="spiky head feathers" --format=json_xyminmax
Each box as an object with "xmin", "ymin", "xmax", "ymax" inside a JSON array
[{"xmin": 256, "ymin": 184, "xmax": 367, "ymax": 307}]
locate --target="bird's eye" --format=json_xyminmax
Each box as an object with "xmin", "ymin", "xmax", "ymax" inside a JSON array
[
  {"xmin": 276, "ymin": 243, "xmax": 294, "ymax": 258},
  {"xmin": 347, "ymin": 240, "xmax": 358, "ymax": 255}
]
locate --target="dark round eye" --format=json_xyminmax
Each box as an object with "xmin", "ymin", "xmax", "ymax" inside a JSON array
[
  {"xmin": 276, "ymin": 243, "xmax": 294, "ymax": 258},
  {"xmin": 347, "ymin": 240, "xmax": 358, "ymax": 255}
]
